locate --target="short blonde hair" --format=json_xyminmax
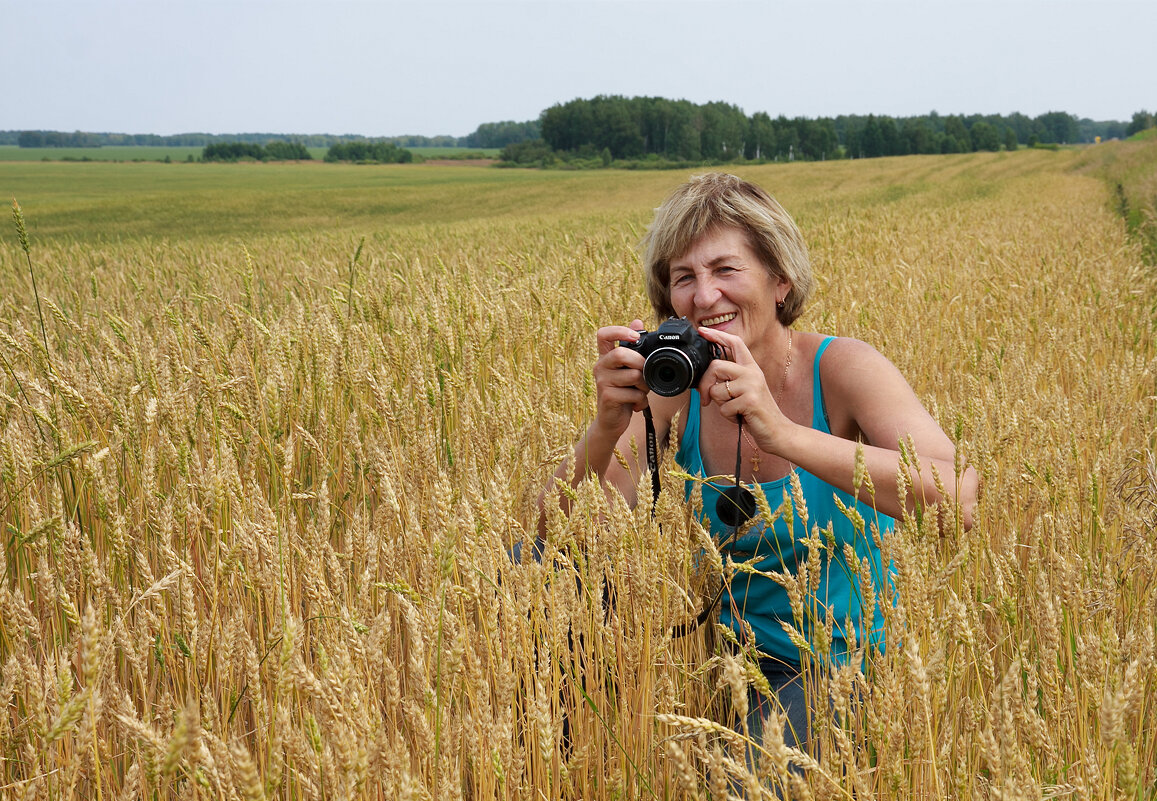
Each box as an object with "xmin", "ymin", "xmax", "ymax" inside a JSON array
[{"xmin": 641, "ymin": 173, "xmax": 813, "ymax": 324}]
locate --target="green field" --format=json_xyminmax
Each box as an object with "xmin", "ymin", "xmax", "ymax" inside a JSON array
[
  {"xmin": 0, "ymin": 147, "xmax": 1117, "ymax": 246},
  {"xmin": 1, "ymin": 159, "xmax": 675, "ymax": 244},
  {"xmin": 0, "ymin": 145, "xmax": 207, "ymax": 162},
  {"xmin": 0, "ymin": 159, "xmax": 745, "ymax": 249}
]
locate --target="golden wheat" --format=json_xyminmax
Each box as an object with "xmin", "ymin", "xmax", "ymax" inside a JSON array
[{"xmin": 0, "ymin": 145, "xmax": 1154, "ymax": 799}]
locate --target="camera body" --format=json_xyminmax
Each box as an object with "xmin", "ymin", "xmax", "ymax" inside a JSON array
[{"xmin": 620, "ymin": 317, "xmax": 722, "ymax": 397}]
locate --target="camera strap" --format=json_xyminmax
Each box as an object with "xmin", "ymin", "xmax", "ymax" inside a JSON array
[
  {"xmin": 643, "ymin": 406, "xmax": 661, "ymax": 512},
  {"xmin": 645, "ymin": 402, "xmax": 733, "ymax": 639}
]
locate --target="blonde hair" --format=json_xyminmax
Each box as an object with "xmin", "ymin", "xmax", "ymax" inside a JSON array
[{"xmin": 640, "ymin": 173, "xmax": 813, "ymax": 324}]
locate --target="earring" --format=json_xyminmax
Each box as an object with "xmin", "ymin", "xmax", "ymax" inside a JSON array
[{"xmin": 776, "ymin": 298, "xmax": 785, "ymax": 311}]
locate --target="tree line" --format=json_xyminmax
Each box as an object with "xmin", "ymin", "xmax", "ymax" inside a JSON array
[
  {"xmin": 202, "ymin": 140, "xmax": 417, "ymax": 163},
  {"xmin": 9, "ymin": 130, "xmax": 324, "ymax": 148},
  {"xmin": 202, "ymin": 141, "xmax": 311, "ymax": 162},
  {"xmin": 502, "ymin": 96, "xmax": 1151, "ymax": 165},
  {"xmin": 5, "ymin": 120, "xmax": 540, "ymax": 150},
  {"xmin": 14, "ymin": 131, "xmax": 105, "ymax": 148},
  {"xmin": 7, "ymin": 104, "xmax": 1152, "ymax": 169},
  {"xmin": 323, "ymin": 141, "xmax": 413, "ymax": 163}
]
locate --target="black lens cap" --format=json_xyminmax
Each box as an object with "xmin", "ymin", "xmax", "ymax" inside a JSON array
[{"xmin": 716, "ymin": 485, "xmax": 757, "ymax": 528}]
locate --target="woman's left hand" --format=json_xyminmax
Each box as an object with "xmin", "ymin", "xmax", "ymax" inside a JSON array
[{"xmin": 695, "ymin": 327, "xmax": 788, "ymax": 452}]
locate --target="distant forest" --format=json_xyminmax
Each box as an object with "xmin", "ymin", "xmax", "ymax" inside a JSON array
[
  {"xmin": 1, "ymin": 119, "xmax": 540, "ymax": 151},
  {"xmin": 510, "ymin": 97, "xmax": 1154, "ymax": 166},
  {"xmin": 5, "ymin": 99, "xmax": 1154, "ymax": 168}
]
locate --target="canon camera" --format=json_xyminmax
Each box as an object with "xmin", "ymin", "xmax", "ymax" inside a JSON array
[{"xmin": 619, "ymin": 317, "xmax": 722, "ymax": 397}]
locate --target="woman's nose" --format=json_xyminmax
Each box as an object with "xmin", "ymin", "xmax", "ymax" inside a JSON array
[{"xmin": 693, "ymin": 276, "xmax": 721, "ymax": 308}]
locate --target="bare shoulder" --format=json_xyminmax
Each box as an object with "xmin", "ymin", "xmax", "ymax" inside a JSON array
[
  {"xmin": 818, "ymin": 336, "xmax": 903, "ymax": 384},
  {"xmin": 817, "ymin": 336, "xmax": 951, "ymax": 454},
  {"xmin": 819, "ymin": 335, "xmax": 889, "ymax": 365}
]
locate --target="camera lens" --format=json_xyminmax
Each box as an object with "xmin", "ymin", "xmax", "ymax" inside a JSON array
[{"xmin": 644, "ymin": 348, "xmax": 694, "ymax": 396}]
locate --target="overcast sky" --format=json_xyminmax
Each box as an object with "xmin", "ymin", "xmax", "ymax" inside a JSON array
[{"xmin": 4, "ymin": 0, "xmax": 1152, "ymax": 137}]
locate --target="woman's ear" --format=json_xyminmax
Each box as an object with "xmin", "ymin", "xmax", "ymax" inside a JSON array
[{"xmin": 775, "ymin": 274, "xmax": 792, "ymax": 306}]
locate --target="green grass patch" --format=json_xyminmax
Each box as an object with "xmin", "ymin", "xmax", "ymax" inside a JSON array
[
  {"xmin": 1, "ymin": 160, "xmax": 675, "ymax": 244},
  {"xmin": 0, "ymin": 145, "xmax": 205, "ymax": 162}
]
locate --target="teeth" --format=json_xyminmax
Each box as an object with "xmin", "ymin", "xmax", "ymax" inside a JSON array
[{"xmin": 700, "ymin": 313, "xmax": 736, "ymax": 327}]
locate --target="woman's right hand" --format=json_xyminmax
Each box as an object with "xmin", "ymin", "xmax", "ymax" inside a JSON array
[{"xmin": 592, "ymin": 319, "xmax": 649, "ymax": 438}]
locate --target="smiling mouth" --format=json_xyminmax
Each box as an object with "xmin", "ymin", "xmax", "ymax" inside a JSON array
[{"xmin": 699, "ymin": 312, "xmax": 736, "ymax": 327}]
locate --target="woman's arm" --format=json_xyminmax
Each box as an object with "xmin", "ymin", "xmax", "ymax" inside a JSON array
[
  {"xmin": 542, "ymin": 412, "xmax": 650, "ymax": 518},
  {"xmin": 699, "ymin": 331, "xmax": 978, "ymax": 530},
  {"xmin": 809, "ymin": 338, "xmax": 977, "ymax": 528},
  {"xmin": 536, "ymin": 321, "xmax": 661, "ymax": 535}
]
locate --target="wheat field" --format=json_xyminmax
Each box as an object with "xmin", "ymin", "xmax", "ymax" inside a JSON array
[{"xmin": 1, "ymin": 142, "xmax": 1155, "ymax": 799}]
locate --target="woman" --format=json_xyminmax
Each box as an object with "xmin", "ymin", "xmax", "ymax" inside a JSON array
[{"xmin": 543, "ymin": 172, "xmax": 978, "ymax": 750}]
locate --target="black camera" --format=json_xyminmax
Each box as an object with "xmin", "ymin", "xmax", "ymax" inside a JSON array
[{"xmin": 619, "ymin": 317, "xmax": 722, "ymax": 397}]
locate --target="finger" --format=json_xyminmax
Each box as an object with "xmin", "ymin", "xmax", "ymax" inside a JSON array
[
  {"xmin": 600, "ymin": 382, "xmax": 647, "ymax": 402},
  {"xmin": 700, "ymin": 358, "xmax": 744, "ymax": 390},
  {"xmin": 697, "ymin": 325, "xmax": 757, "ymax": 365},
  {"xmin": 595, "ymin": 353, "xmax": 648, "ymax": 394},
  {"xmin": 597, "ymin": 323, "xmax": 646, "ymax": 356},
  {"xmin": 702, "ymin": 377, "xmax": 731, "ymax": 407},
  {"xmin": 598, "ymin": 347, "xmax": 645, "ymax": 375},
  {"xmin": 601, "ymin": 385, "xmax": 649, "ymax": 413}
]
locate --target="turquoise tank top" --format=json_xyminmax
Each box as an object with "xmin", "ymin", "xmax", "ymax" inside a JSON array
[{"xmin": 675, "ymin": 336, "xmax": 893, "ymax": 665}]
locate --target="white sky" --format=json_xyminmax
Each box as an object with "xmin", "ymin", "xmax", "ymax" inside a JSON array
[{"xmin": 3, "ymin": 0, "xmax": 1152, "ymax": 137}]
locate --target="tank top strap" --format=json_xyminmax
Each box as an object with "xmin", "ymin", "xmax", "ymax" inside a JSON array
[{"xmin": 812, "ymin": 336, "xmax": 836, "ymax": 433}]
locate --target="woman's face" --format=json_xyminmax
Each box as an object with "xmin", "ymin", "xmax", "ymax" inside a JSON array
[{"xmin": 668, "ymin": 226, "xmax": 788, "ymax": 350}]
